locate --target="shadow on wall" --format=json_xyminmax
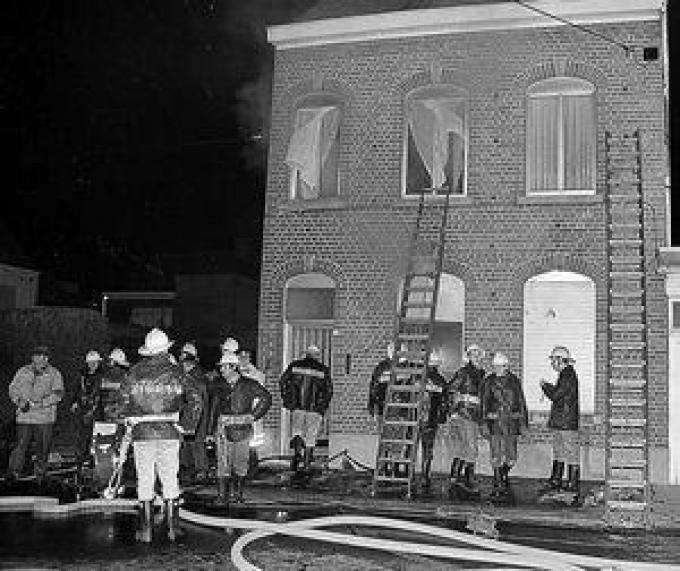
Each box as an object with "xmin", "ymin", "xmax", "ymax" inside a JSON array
[{"xmin": 0, "ymin": 307, "xmax": 110, "ymax": 464}]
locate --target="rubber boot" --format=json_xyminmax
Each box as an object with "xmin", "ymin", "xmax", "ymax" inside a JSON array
[
  {"xmin": 215, "ymin": 476, "xmax": 229, "ymax": 506},
  {"xmin": 448, "ymin": 458, "xmax": 461, "ymax": 494},
  {"xmin": 421, "ymin": 456, "xmax": 432, "ymax": 491},
  {"xmin": 500, "ymin": 463, "xmax": 511, "ymax": 490},
  {"xmin": 564, "ymin": 464, "xmax": 580, "ymax": 494},
  {"xmin": 303, "ymin": 447, "xmax": 314, "ymax": 473},
  {"xmin": 542, "ymin": 460, "xmax": 564, "ymax": 492},
  {"xmin": 233, "ymin": 476, "xmax": 245, "ymax": 503},
  {"xmin": 135, "ymin": 500, "xmax": 152, "ymax": 543},
  {"xmin": 463, "ymin": 462, "xmax": 480, "ymax": 496},
  {"xmin": 166, "ymin": 499, "xmax": 184, "ymax": 542},
  {"xmin": 490, "ymin": 467, "xmax": 502, "ymax": 499},
  {"xmin": 290, "ymin": 436, "xmax": 304, "ymax": 473}
]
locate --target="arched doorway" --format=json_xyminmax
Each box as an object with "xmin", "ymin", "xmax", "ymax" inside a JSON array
[
  {"xmin": 523, "ymin": 270, "xmax": 596, "ymax": 415},
  {"xmin": 281, "ymin": 272, "xmax": 335, "ymax": 453}
]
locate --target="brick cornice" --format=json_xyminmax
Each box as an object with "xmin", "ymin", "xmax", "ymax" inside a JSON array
[{"xmin": 268, "ymin": 0, "xmax": 661, "ymax": 50}]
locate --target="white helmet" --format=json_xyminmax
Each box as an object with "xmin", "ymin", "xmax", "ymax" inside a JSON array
[
  {"xmin": 109, "ymin": 348, "xmax": 129, "ymax": 367},
  {"xmin": 492, "ymin": 352, "xmax": 509, "ymax": 367},
  {"xmin": 138, "ymin": 328, "xmax": 174, "ymax": 356},
  {"xmin": 221, "ymin": 337, "xmax": 239, "ymax": 354},
  {"xmin": 85, "ymin": 350, "xmax": 102, "ymax": 363}
]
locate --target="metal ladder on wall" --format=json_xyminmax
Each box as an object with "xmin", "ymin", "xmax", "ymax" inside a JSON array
[
  {"xmin": 372, "ymin": 188, "xmax": 452, "ymax": 499},
  {"xmin": 604, "ymin": 130, "xmax": 651, "ymax": 529}
]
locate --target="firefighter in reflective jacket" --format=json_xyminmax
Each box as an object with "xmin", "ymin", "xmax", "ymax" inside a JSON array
[
  {"xmin": 279, "ymin": 345, "xmax": 332, "ymax": 473},
  {"xmin": 120, "ymin": 328, "xmax": 202, "ymax": 543}
]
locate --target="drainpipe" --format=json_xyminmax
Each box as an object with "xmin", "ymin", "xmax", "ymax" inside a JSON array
[{"xmin": 661, "ymin": 0, "xmax": 671, "ymax": 246}]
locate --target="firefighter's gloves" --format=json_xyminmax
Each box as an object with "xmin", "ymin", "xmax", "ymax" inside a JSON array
[{"xmin": 20, "ymin": 401, "xmax": 31, "ymax": 413}]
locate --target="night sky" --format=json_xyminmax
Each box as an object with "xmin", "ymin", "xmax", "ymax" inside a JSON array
[{"xmin": 1, "ymin": 1, "xmax": 678, "ymax": 305}]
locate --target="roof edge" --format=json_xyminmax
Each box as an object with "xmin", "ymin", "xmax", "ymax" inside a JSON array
[{"xmin": 268, "ymin": 0, "xmax": 662, "ymax": 50}]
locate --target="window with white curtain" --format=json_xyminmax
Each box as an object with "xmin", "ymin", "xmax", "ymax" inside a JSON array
[
  {"xmin": 526, "ymin": 77, "xmax": 596, "ymax": 195},
  {"xmin": 404, "ymin": 87, "xmax": 467, "ymax": 196},
  {"xmin": 286, "ymin": 99, "xmax": 341, "ymax": 200}
]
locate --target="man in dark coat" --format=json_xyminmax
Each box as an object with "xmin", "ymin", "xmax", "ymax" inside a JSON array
[
  {"xmin": 367, "ymin": 342, "xmax": 394, "ymax": 421},
  {"xmin": 179, "ymin": 342, "xmax": 210, "ymax": 483},
  {"xmin": 419, "ymin": 352, "xmax": 448, "ymax": 490},
  {"xmin": 279, "ymin": 345, "xmax": 332, "ymax": 473},
  {"xmin": 70, "ymin": 350, "xmax": 105, "ymax": 466},
  {"xmin": 447, "ymin": 344, "xmax": 486, "ymax": 495},
  {"xmin": 120, "ymin": 328, "xmax": 202, "ymax": 543},
  {"xmin": 540, "ymin": 346, "xmax": 580, "ymax": 493},
  {"xmin": 481, "ymin": 352, "xmax": 528, "ymax": 498},
  {"xmin": 207, "ymin": 351, "xmax": 272, "ymax": 504}
]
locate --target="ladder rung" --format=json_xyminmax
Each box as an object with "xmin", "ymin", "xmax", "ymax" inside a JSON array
[
  {"xmin": 385, "ymin": 402, "xmax": 419, "ymax": 409},
  {"xmin": 607, "ymin": 501, "xmax": 647, "ymax": 511},
  {"xmin": 609, "ymin": 418, "xmax": 646, "ymax": 426},
  {"xmin": 609, "ymin": 460, "xmax": 647, "ymax": 469},
  {"xmin": 404, "ymin": 285, "xmax": 435, "ymax": 293},
  {"xmin": 608, "ymin": 480, "xmax": 647, "ymax": 488},
  {"xmin": 388, "ymin": 385, "xmax": 420, "ymax": 392},
  {"xmin": 397, "ymin": 333, "xmax": 430, "ymax": 341},
  {"xmin": 376, "ymin": 456, "xmax": 414, "ymax": 464},
  {"xmin": 609, "ymin": 239, "xmax": 642, "ymax": 247},
  {"xmin": 610, "ymin": 271, "xmax": 643, "ymax": 278},
  {"xmin": 610, "ymin": 362, "xmax": 645, "ymax": 369},
  {"xmin": 609, "ymin": 379, "xmax": 646, "ymax": 388},
  {"xmin": 380, "ymin": 439, "xmax": 416, "ymax": 445},
  {"xmin": 609, "ymin": 306, "xmax": 643, "ymax": 314},
  {"xmin": 610, "ymin": 398, "xmax": 645, "ymax": 406},
  {"xmin": 374, "ymin": 476, "xmax": 411, "ymax": 483},
  {"xmin": 610, "ymin": 439, "xmax": 646, "ymax": 448},
  {"xmin": 610, "ymin": 290, "xmax": 642, "ymax": 298},
  {"xmin": 383, "ymin": 420, "xmax": 419, "ymax": 427},
  {"xmin": 608, "ymin": 194, "xmax": 641, "ymax": 203},
  {"xmin": 610, "ymin": 342, "xmax": 645, "ymax": 349},
  {"xmin": 609, "ymin": 323, "xmax": 645, "ymax": 331},
  {"xmin": 401, "ymin": 317, "xmax": 432, "ymax": 325},
  {"xmin": 402, "ymin": 302, "xmax": 434, "ymax": 309}
]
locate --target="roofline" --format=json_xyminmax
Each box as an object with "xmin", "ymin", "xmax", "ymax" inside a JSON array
[
  {"xmin": 268, "ymin": 0, "xmax": 662, "ymax": 50},
  {"xmin": 101, "ymin": 291, "xmax": 176, "ymax": 300},
  {"xmin": 0, "ymin": 263, "xmax": 39, "ymax": 276}
]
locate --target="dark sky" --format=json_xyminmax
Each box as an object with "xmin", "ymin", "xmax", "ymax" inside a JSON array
[
  {"xmin": 1, "ymin": 0, "xmax": 315, "ymax": 301},
  {"xmin": 1, "ymin": 1, "xmax": 678, "ymax": 303}
]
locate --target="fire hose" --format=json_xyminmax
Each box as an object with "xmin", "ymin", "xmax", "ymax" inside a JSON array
[{"xmin": 179, "ymin": 509, "xmax": 680, "ymax": 571}]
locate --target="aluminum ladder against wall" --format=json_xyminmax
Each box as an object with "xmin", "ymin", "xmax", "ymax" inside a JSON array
[
  {"xmin": 372, "ymin": 187, "xmax": 453, "ymax": 499},
  {"xmin": 604, "ymin": 130, "xmax": 651, "ymax": 529}
]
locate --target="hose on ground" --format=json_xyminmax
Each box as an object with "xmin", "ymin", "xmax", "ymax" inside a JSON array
[{"xmin": 179, "ymin": 509, "xmax": 676, "ymax": 571}]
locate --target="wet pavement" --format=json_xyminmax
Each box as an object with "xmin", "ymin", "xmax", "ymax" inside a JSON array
[{"xmin": 1, "ymin": 463, "xmax": 680, "ymax": 569}]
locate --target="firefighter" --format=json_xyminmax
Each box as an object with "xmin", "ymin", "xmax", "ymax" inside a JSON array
[
  {"xmin": 178, "ymin": 342, "xmax": 210, "ymax": 483},
  {"xmin": 70, "ymin": 350, "xmax": 105, "ymax": 466},
  {"xmin": 447, "ymin": 344, "xmax": 486, "ymax": 497},
  {"xmin": 207, "ymin": 351, "xmax": 271, "ymax": 504},
  {"xmin": 540, "ymin": 346, "xmax": 580, "ymax": 496},
  {"xmin": 279, "ymin": 345, "xmax": 332, "ymax": 473},
  {"xmin": 119, "ymin": 328, "xmax": 202, "ymax": 543},
  {"xmin": 419, "ymin": 351, "xmax": 448, "ymax": 491},
  {"xmin": 367, "ymin": 342, "xmax": 394, "ymax": 423},
  {"xmin": 480, "ymin": 352, "xmax": 528, "ymax": 500}
]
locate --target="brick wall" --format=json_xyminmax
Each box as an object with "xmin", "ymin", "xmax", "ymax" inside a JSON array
[{"xmin": 259, "ymin": 20, "xmax": 667, "ymax": 463}]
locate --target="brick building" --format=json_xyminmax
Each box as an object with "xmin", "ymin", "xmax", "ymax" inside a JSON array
[{"xmin": 258, "ymin": 0, "xmax": 675, "ymax": 485}]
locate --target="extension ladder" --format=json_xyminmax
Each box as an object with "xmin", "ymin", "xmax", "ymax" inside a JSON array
[
  {"xmin": 372, "ymin": 188, "xmax": 452, "ymax": 499},
  {"xmin": 604, "ymin": 130, "xmax": 651, "ymax": 528}
]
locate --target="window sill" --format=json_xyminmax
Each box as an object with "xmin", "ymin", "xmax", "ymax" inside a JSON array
[
  {"xmin": 517, "ymin": 194, "xmax": 603, "ymax": 205},
  {"xmin": 402, "ymin": 194, "xmax": 473, "ymax": 205},
  {"xmin": 278, "ymin": 197, "xmax": 349, "ymax": 213}
]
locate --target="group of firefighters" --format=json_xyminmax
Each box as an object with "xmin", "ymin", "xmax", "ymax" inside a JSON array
[
  {"xmin": 5, "ymin": 328, "xmax": 578, "ymax": 542},
  {"xmin": 5, "ymin": 329, "xmax": 332, "ymax": 543},
  {"xmin": 369, "ymin": 342, "xmax": 580, "ymax": 501}
]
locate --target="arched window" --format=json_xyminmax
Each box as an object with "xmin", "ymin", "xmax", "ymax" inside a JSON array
[
  {"xmin": 286, "ymin": 94, "xmax": 343, "ymax": 200},
  {"xmin": 526, "ymin": 77, "xmax": 596, "ymax": 195},
  {"xmin": 523, "ymin": 270, "xmax": 595, "ymax": 415},
  {"xmin": 403, "ymin": 85, "xmax": 468, "ymax": 197}
]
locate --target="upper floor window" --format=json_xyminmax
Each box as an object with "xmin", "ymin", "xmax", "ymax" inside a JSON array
[
  {"xmin": 286, "ymin": 95, "xmax": 342, "ymax": 200},
  {"xmin": 404, "ymin": 86, "xmax": 468, "ymax": 197},
  {"xmin": 526, "ymin": 77, "xmax": 596, "ymax": 195}
]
